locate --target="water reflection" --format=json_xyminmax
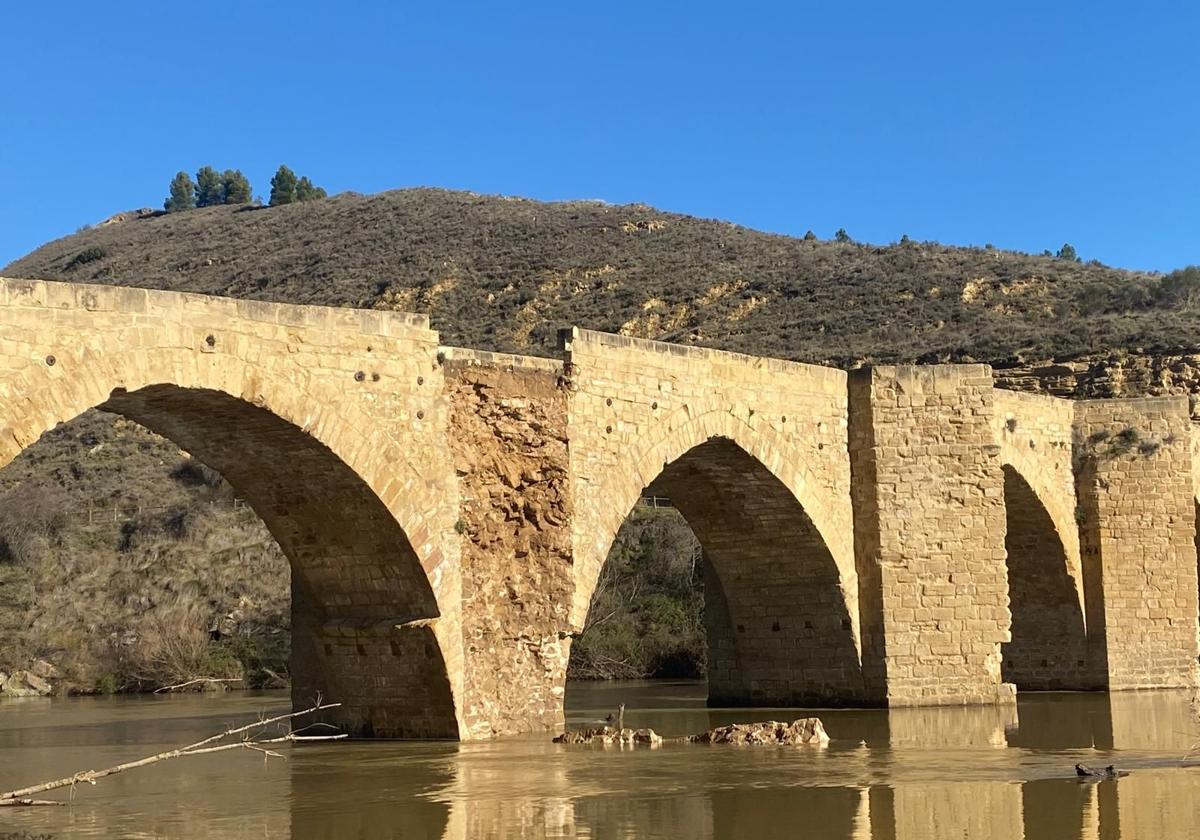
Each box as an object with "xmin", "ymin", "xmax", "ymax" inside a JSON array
[{"xmin": 1, "ymin": 684, "xmax": 1198, "ymax": 839}]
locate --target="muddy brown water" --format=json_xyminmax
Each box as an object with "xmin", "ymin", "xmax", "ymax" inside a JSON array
[{"xmin": 1, "ymin": 681, "xmax": 1198, "ymax": 839}]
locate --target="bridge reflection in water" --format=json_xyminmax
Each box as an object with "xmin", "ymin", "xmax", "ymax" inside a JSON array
[
  {"xmin": 285, "ymin": 684, "xmax": 1200, "ymax": 840},
  {"xmin": 1, "ymin": 684, "xmax": 1197, "ymax": 838}
]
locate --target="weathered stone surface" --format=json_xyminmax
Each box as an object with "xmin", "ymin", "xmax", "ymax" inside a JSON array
[
  {"xmin": 688, "ymin": 718, "xmax": 830, "ymax": 746},
  {"xmin": 0, "ymin": 277, "xmax": 465, "ymax": 738},
  {"xmin": 561, "ymin": 328, "xmax": 864, "ymax": 707},
  {"xmin": 1074, "ymin": 397, "xmax": 1200, "ymax": 690},
  {"xmin": 443, "ymin": 351, "xmax": 573, "ymax": 739},
  {"xmin": 996, "ymin": 352, "xmax": 1200, "ymax": 414}
]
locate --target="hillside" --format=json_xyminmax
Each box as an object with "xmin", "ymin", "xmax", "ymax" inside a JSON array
[
  {"xmin": 7, "ymin": 188, "xmax": 1200, "ymax": 367},
  {"xmin": 2, "ymin": 188, "xmax": 1198, "ymax": 695}
]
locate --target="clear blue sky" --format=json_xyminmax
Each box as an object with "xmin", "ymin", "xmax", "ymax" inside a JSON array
[{"xmin": 2, "ymin": 1, "xmax": 1196, "ymax": 271}]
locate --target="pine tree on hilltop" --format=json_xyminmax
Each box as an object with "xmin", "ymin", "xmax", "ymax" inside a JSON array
[
  {"xmin": 269, "ymin": 165, "xmax": 298, "ymax": 206},
  {"xmin": 1056, "ymin": 243, "xmax": 1081, "ymax": 263},
  {"xmin": 221, "ymin": 169, "xmax": 252, "ymax": 204},
  {"xmin": 164, "ymin": 171, "xmax": 196, "ymax": 212},
  {"xmin": 295, "ymin": 176, "xmax": 328, "ymax": 202},
  {"xmin": 195, "ymin": 166, "xmax": 225, "ymax": 207}
]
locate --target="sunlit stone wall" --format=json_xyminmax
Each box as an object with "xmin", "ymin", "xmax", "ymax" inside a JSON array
[
  {"xmin": 1074, "ymin": 397, "xmax": 1200, "ymax": 691},
  {"xmin": 849, "ymin": 365, "xmax": 1015, "ymax": 707},
  {"xmin": 0, "ymin": 277, "xmax": 467, "ymax": 738},
  {"xmin": 561, "ymin": 328, "xmax": 862, "ymax": 706}
]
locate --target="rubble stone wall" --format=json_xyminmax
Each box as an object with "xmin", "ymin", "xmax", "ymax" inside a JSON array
[{"xmin": 442, "ymin": 350, "xmax": 573, "ymax": 738}]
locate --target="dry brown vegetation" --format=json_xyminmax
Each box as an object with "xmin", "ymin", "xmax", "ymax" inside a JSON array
[
  {"xmin": 0, "ymin": 411, "xmax": 288, "ymax": 693},
  {"xmin": 8, "ymin": 188, "xmax": 1200, "ymax": 366}
]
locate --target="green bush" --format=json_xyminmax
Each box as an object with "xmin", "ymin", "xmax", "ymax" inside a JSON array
[
  {"xmin": 569, "ymin": 508, "xmax": 705, "ymax": 680},
  {"xmin": 65, "ymin": 246, "xmax": 107, "ymax": 270}
]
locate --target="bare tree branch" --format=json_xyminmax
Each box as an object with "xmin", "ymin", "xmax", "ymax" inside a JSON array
[
  {"xmin": 0, "ymin": 701, "xmax": 343, "ymax": 805},
  {"xmin": 154, "ymin": 677, "xmax": 244, "ymax": 694}
]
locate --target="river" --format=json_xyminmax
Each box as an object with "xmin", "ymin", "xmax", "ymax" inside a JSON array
[{"xmin": 1, "ymin": 681, "xmax": 1198, "ymax": 838}]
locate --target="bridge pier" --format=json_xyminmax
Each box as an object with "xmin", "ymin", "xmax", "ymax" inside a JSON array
[
  {"xmin": 849, "ymin": 365, "xmax": 1015, "ymax": 707},
  {"xmin": 1073, "ymin": 397, "xmax": 1199, "ymax": 691}
]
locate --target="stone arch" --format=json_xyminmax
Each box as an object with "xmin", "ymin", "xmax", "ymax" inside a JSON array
[
  {"xmin": 574, "ymin": 408, "xmax": 863, "ymax": 706},
  {"xmin": 573, "ymin": 406, "xmax": 854, "ymax": 626},
  {"xmin": 0, "ymin": 331, "xmax": 463, "ymax": 737},
  {"xmin": 999, "ymin": 464, "xmax": 1091, "ymax": 690}
]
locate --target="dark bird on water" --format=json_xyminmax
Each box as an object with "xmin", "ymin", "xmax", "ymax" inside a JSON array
[{"xmin": 1075, "ymin": 763, "xmax": 1128, "ymax": 779}]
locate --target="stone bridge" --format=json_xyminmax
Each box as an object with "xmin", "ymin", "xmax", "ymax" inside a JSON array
[{"xmin": 0, "ymin": 278, "xmax": 1196, "ymax": 740}]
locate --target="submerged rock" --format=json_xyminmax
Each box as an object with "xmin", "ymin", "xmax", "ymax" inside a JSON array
[
  {"xmin": 553, "ymin": 726, "xmax": 663, "ymax": 746},
  {"xmin": 555, "ymin": 717, "xmax": 830, "ymax": 748},
  {"xmin": 688, "ymin": 718, "xmax": 830, "ymax": 746}
]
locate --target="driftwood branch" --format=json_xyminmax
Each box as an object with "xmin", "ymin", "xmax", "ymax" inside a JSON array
[
  {"xmin": 154, "ymin": 677, "xmax": 244, "ymax": 694},
  {"xmin": 0, "ymin": 700, "xmax": 344, "ymax": 806}
]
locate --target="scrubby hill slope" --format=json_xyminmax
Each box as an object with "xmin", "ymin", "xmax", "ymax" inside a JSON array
[{"xmin": 8, "ymin": 188, "xmax": 1200, "ymax": 367}]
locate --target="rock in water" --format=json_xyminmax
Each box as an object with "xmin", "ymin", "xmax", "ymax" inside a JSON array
[
  {"xmin": 553, "ymin": 726, "xmax": 663, "ymax": 746},
  {"xmin": 688, "ymin": 718, "xmax": 830, "ymax": 746}
]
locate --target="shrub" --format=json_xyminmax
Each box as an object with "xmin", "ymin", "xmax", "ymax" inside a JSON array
[
  {"xmin": 0, "ymin": 485, "xmax": 69, "ymax": 565},
  {"xmin": 170, "ymin": 458, "xmax": 223, "ymax": 487},
  {"xmin": 119, "ymin": 606, "xmax": 244, "ymax": 691},
  {"xmin": 295, "ymin": 176, "xmax": 327, "ymax": 202},
  {"xmin": 834, "ymin": 228, "xmax": 852, "ymax": 244},
  {"xmin": 65, "ymin": 246, "xmax": 107, "ymax": 270},
  {"xmin": 1156, "ymin": 266, "xmax": 1200, "ymax": 311}
]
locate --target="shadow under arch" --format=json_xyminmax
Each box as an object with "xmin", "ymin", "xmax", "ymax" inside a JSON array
[
  {"xmin": 582, "ymin": 434, "xmax": 865, "ymax": 707},
  {"xmin": 1000, "ymin": 465, "xmax": 1092, "ymax": 691},
  {"xmin": 10, "ymin": 383, "xmax": 460, "ymax": 738}
]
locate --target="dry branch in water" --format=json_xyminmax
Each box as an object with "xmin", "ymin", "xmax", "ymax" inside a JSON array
[
  {"xmin": 154, "ymin": 676, "xmax": 244, "ymax": 693},
  {"xmin": 0, "ymin": 700, "xmax": 345, "ymax": 807}
]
